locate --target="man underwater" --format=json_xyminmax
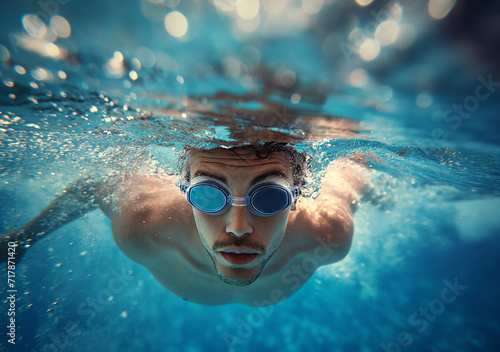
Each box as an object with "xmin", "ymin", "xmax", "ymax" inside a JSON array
[{"xmin": 1, "ymin": 143, "xmax": 369, "ymax": 306}]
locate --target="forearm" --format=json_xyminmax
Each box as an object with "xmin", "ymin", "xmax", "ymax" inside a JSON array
[
  {"xmin": 19, "ymin": 187, "xmax": 99, "ymax": 237},
  {"xmin": 1, "ymin": 176, "xmax": 111, "ymax": 261}
]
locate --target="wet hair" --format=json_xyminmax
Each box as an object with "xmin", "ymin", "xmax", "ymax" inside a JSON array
[{"xmin": 178, "ymin": 143, "xmax": 308, "ymax": 186}]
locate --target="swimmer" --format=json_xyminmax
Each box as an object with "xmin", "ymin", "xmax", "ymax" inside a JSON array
[{"xmin": 1, "ymin": 143, "xmax": 370, "ymax": 306}]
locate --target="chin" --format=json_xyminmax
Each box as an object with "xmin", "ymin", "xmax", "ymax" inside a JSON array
[
  {"xmin": 218, "ymin": 273, "xmax": 259, "ymax": 287},
  {"xmin": 216, "ymin": 266, "xmax": 262, "ymax": 287}
]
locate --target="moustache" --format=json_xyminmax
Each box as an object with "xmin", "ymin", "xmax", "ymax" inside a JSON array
[{"xmin": 212, "ymin": 238, "xmax": 266, "ymax": 253}]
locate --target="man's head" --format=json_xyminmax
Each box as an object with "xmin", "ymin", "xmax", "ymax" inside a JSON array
[{"xmin": 178, "ymin": 143, "xmax": 307, "ymax": 286}]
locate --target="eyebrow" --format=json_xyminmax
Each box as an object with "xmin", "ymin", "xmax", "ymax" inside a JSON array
[
  {"xmin": 249, "ymin": 170, "xmax": 288, "ymax": 187},
  {"xmin": 193, "ymin": 171, "xmax": 226, "ymax": 183},
  {"xmin": 193, "ymin": 169, "xmax": 288, "ymax": 187}
]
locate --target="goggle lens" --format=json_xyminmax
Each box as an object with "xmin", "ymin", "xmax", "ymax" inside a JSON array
[
  {"xmin": 189, "ymin": 185, "xmax": 227, "ymax": 213},
  {"xmin": 251, "ymin": 187, "xmax": 289, "ymax": 215}
]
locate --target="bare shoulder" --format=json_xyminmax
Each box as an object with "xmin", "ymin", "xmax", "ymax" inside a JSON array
[
  {"xmin": 286, "ymin": 159, "xmax": 370, "ymax": 264},
  {"xmin": 111, "ymin": 174, "xmax": 195, "ymax": 264},
  {"xmin": 287, "ymin": 195, "xmax": 354, "ymax": 265}
]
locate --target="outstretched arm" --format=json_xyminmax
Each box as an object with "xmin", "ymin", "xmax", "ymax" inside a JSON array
[{"xmin": 1, "ymin": 175, "xmax": 118, "ymax": 263}]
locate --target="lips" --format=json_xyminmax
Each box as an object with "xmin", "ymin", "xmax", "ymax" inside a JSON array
[
  {"xmin": 219, "ymin": 247, "xmax": 260, "ymax": 266},
  {"xmin": 221, "ymin": 247, "xmax": 260, "ymax": 254},
  {"xmin": 220, "ymin": 252, "xmax": 258, "ymax": 265}
]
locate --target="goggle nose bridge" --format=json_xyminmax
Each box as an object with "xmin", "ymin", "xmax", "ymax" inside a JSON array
[{"xmin": 229, "ymin": 196, "xmax": 249, "ymax": 207}]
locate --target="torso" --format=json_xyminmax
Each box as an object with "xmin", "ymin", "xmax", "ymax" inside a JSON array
[{"xmin": 108, "ymin": 174, "xmax": 353, "ymax": 306}]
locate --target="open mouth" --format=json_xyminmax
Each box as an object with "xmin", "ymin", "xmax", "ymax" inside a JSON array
[{"xmin": 219, "ymin": 247, "xmax": 260, "ymax": 266}]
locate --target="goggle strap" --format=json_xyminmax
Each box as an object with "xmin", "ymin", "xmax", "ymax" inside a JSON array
[
  {"xmin": 179, "ymin": 182, "xmax": 189, "ymax": 194},
  {"xmin": 290, "ymin": 186, "xmax": 301, "ymax": 200}
]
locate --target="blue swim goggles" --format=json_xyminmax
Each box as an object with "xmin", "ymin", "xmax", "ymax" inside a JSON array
[{"xmin": 179, "ymin": 179, "xmax": 300, "ymax": 217}]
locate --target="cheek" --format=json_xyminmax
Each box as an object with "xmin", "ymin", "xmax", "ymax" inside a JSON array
[
  {"xmin": 193, "ymin": 211, "xmax": 223, "ymax": 240},
  {"xmin": 258, "ymin": 211, "xmax": 290, "ymax": 238}
]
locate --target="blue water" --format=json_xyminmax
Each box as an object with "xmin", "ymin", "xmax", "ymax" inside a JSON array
[{"xmin": 1, "ymin": 0, "xmax": 500, "ymax": 351}]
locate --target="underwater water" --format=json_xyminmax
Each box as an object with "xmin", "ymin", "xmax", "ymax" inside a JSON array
[{"xmin": 1, "ymin": 0, "xmax": 500, "ymax": 351}]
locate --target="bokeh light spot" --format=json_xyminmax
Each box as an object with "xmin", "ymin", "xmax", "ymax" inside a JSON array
[
  {"xmin": 14, "ymin": 65, "xmax": 26, "ymax": 75},
  {"xmin": 393, "ymin": 25, "xmax": 417, "ymax": 49},
  {"xmin": 0, "ymin": 44, "xmax": 10, "ymax": 61},
  {"xmin": 416, "ymin": 92, "xmax": 433, "ymax": 108},
  {"xmin": 236, "ymin": 0, "xmax": 260, "ymax": 20},
  {"xmin": 376, "ymin": 85, "xmax": 393, "ymax": 102},
  {"xmin": 428, "ymin": 0, "xmax": 457, "ymax": 20},
  {"xmin": 355, "ymin": 0, "xmax": 373, "ymax": 6},
  {"xmin": 262, "ymin": 0, "xmax": 287, "ymax": 15},
  {"xmin": 291, "ymin": 93, "xmax": 301, "ymax": 104},
  {"xmin": 50, "ymin": 15, "xmax": 71, "ymax": 38},
  {"xmin": 302, "ymin": 0, "xmax": 323, "ymax": 15},
  {"xmin": 164, "ymin": 11, "xmax": 188, "ymax": 38},
  {"xmin": 348, "ymin": 69, "xmax": 369, "ymax": 88},
  {"xmin": 31, "ymin": 68, "xmax": 52, "ymax": 81},
  {"xmin": 22, "ymin": 14, "xmax": 47, "ymax": 38},
  {"xmin": 359, "ymin": 39, "xmax": 380, "ymax": 61},
  {"xmin": 236, "ymin": 15, "xmax": 260, "ymax": 33},
  {"xmin": 375, "ymin": 20, "xmax": 399, "ymax": 46},
  {"xmin": 44, "ymin": 43, "xmax": 61, "ymax": 57}
]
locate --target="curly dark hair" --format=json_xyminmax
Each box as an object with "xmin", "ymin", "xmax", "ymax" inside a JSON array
[{"xmin": 178, "ymin": 143, "xmax": 309, "ymax": 186}]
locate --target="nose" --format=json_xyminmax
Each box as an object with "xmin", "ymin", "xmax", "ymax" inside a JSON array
[{"xmin": 225, "ymin": 205, "xmax": 253, "ymax": 238}]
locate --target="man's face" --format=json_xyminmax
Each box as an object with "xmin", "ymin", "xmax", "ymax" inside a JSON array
[{"xmin": 189, "ymin": 147, "xmax": 295, "ymax": 286}]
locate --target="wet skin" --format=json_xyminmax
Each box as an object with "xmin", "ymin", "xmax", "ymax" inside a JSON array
[{"xmin": 110, "ymin": 148, "xmax": 363, "ymax": 306}]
